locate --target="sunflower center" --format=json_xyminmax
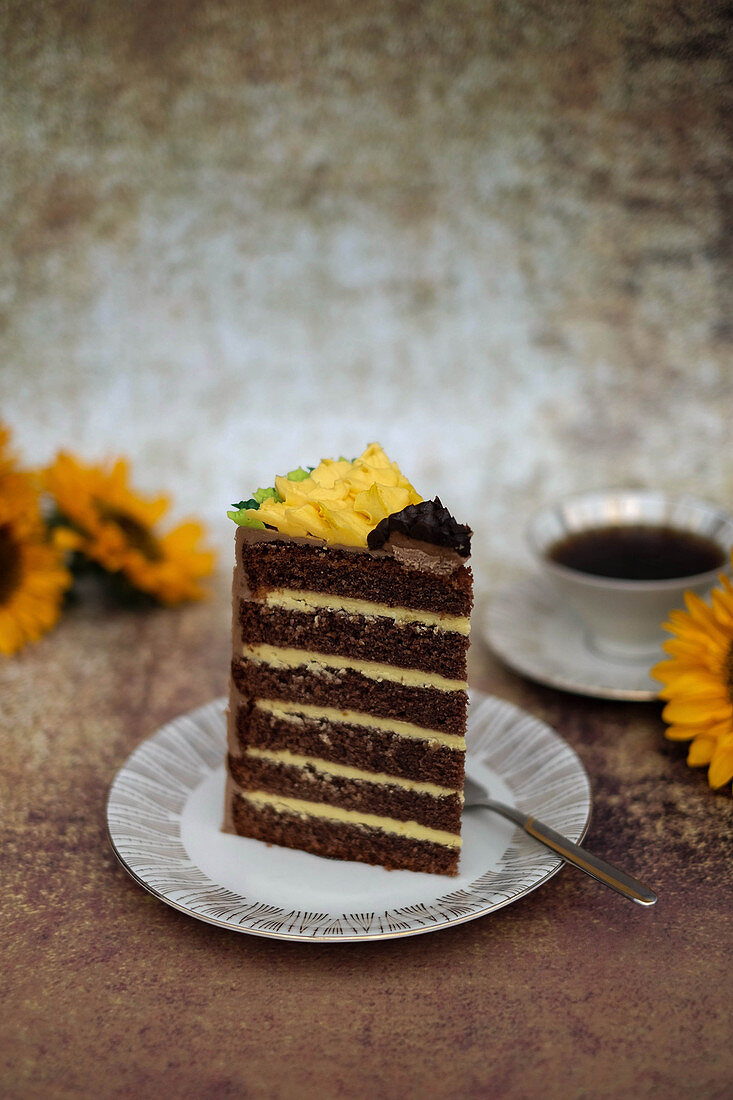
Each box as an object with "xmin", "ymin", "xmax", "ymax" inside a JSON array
[
  {"xmin": 97, "ymin": 506, "xmax": 162, "ymax": 561},
  {"xmin": 0, "ymin": 523, "xmax": 23, "ymax": 604}
]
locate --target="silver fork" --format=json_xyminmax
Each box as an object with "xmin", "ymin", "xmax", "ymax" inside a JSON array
[{"xmin": 464, "ymin": 773, "xmax": 658, "ymax": 907}]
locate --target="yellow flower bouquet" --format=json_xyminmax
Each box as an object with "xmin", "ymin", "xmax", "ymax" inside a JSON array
[{"xmin": 0, "ymin": 423, "xmax": 215, "ymax": 655}]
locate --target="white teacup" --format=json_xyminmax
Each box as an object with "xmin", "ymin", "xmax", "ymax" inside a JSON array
[{"xmin": 527, "ymin": 491, "xmax": 733, "ymax": 661}]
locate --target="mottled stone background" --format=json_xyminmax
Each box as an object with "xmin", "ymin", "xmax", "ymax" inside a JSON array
[{"xmin": 1, "ymin": 0, "xmax": 731, "ymax": 590}]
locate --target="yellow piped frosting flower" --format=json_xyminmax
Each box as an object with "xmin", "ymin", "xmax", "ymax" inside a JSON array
[
  {"xmin": 243, "ymin": 443, "xmax": 423, "ymax": 547},
  {"xmin": 651, "ymin": 554, "xmax": 733, "ymax": 793}
]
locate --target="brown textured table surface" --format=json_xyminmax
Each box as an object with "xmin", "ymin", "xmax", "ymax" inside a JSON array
[{"xmin": 3, "ymin": 581, "xmax": 731, "ymax": 1100}]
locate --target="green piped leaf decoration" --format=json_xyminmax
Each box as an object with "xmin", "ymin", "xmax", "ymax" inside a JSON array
[
  {"xmin": 226, "ymin": 508, "xmax": 266, "ymax": 529},
  {"xmin": 286, "ymin": 467, "xmax": 310, "ymax": 482},
  {"xmin": 253, "ymin": 486, "xmax": 282, "ymax": 504}
]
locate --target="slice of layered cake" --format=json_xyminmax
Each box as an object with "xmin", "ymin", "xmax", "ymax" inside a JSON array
[{"xmin": 223, "ymin": 444, "xmax": 473, "ymax": 875}]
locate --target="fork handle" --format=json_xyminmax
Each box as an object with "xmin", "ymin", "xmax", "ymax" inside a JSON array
[{"xmin": 524, "ymin": 817, "xmax": 658, "ymax": 906}]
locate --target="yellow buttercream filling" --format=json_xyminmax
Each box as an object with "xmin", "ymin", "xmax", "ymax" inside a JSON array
[
  {"xmin": 239, "ymin": 790, "xmax": 462, "ymax": 847},
  {"xmin": 263, "ymin": 590, "xmax": 471, "ymax": 635},
  {"xmin": 245, "ymin": 746, "xmax": 462, "ymax": 798},
  {"xmin": 242, "ymin": 644, "xmax": 467, "ymax": 693},
  {"xmin": 242, "ymin": 443, "xmax": 424, "ymax": 547},
  {"xmin": 254, "ymin": 699, "xmax": 466, "ymax": 748}
]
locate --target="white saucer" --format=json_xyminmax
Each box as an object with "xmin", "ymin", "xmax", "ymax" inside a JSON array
[{"xmin": 482, "ymin": 574, "xmax": 663, "ymax": 700}]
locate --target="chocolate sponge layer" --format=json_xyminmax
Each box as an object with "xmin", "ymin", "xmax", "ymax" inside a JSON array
[
  {"xmin": 231, "ymin": 697, "xmax": 465, "ymax": 788},
  {"xmin": 228, "ymin": 754, "xmax": 463, "ymax": 832},
  {"xmin": 230, "ymin": 796, "xmax": 460, "ymax": 875},
  {"xmin": 239, "ymin": 601, "xmax": 468, "ymax": 678},
  {"xmin": 240, "ymin": 539, "xmax": 473, "ymax": 617},
  {"xmin": 231, "ymin": 657, "xmax": 467, "ymax": 732}
]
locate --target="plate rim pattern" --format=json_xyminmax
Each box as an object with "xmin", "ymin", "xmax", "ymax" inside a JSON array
[{"xmin": 106, "ymin": 690, "xmax": 592, "ymax": 941}]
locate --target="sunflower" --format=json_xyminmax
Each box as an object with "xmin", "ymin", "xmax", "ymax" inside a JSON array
[
  {"xmin": 44, "ymin": 452, "xmax": 215, "ymax": 605},
  {"xmin": 651, "ymin": 556, "xmax": 733, "ymax": 793},
  {"xmin": 0, "ymin": 428, "xmax": 71, "ymax": 655}
]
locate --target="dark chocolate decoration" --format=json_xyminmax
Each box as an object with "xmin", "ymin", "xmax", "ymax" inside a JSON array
[{"xmin": 367, "ymin": 498, "xmax": 472, "ymax": 557}]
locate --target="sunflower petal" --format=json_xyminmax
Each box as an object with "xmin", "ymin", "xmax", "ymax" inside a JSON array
[
  {"xmin": 664, "ymin": 724, "xmax": 700, "ymax": 742},
  {"xmin": 52, "ymin": 526, "xmax": 83, "ymax": 552},
  {"xmin": 656, "ymin": 670, "xmax": 728, "ymax": 697},
  {"xmin": 687, "ymin": 736, "xmax": 715, "ymax": 766},
  {"xmin": 711, "ymin": 588, "xmax": 733, "ymax": 629},
  {"xmin": 708, "ymin": 744, "xmax": 733, "ymax": 789},
  {"xmin": 662, "ymin": 699, "xmax": 733, "ymax": 725},
  {"xmin": 684, "ymin": 590, "xmax": 718, "ymax": 626}
]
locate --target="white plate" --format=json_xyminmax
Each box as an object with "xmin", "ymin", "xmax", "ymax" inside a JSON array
[
  {"xmin": 107, "ymin": 690, "xmax": 591, "ymax": 941},
  {"xmin": 483, "ymin": 574, "xmax": 662, "ymax": 700}
]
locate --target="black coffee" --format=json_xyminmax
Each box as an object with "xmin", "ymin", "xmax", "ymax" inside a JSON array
[{"xmin": 547, "ymin": 524, "xmax": 726, "ymax": 581}]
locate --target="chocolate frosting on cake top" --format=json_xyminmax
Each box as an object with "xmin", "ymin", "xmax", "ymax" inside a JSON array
[{"xmin": 367, "ymin": 498, "xmax": 472, "ymax": 557}]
